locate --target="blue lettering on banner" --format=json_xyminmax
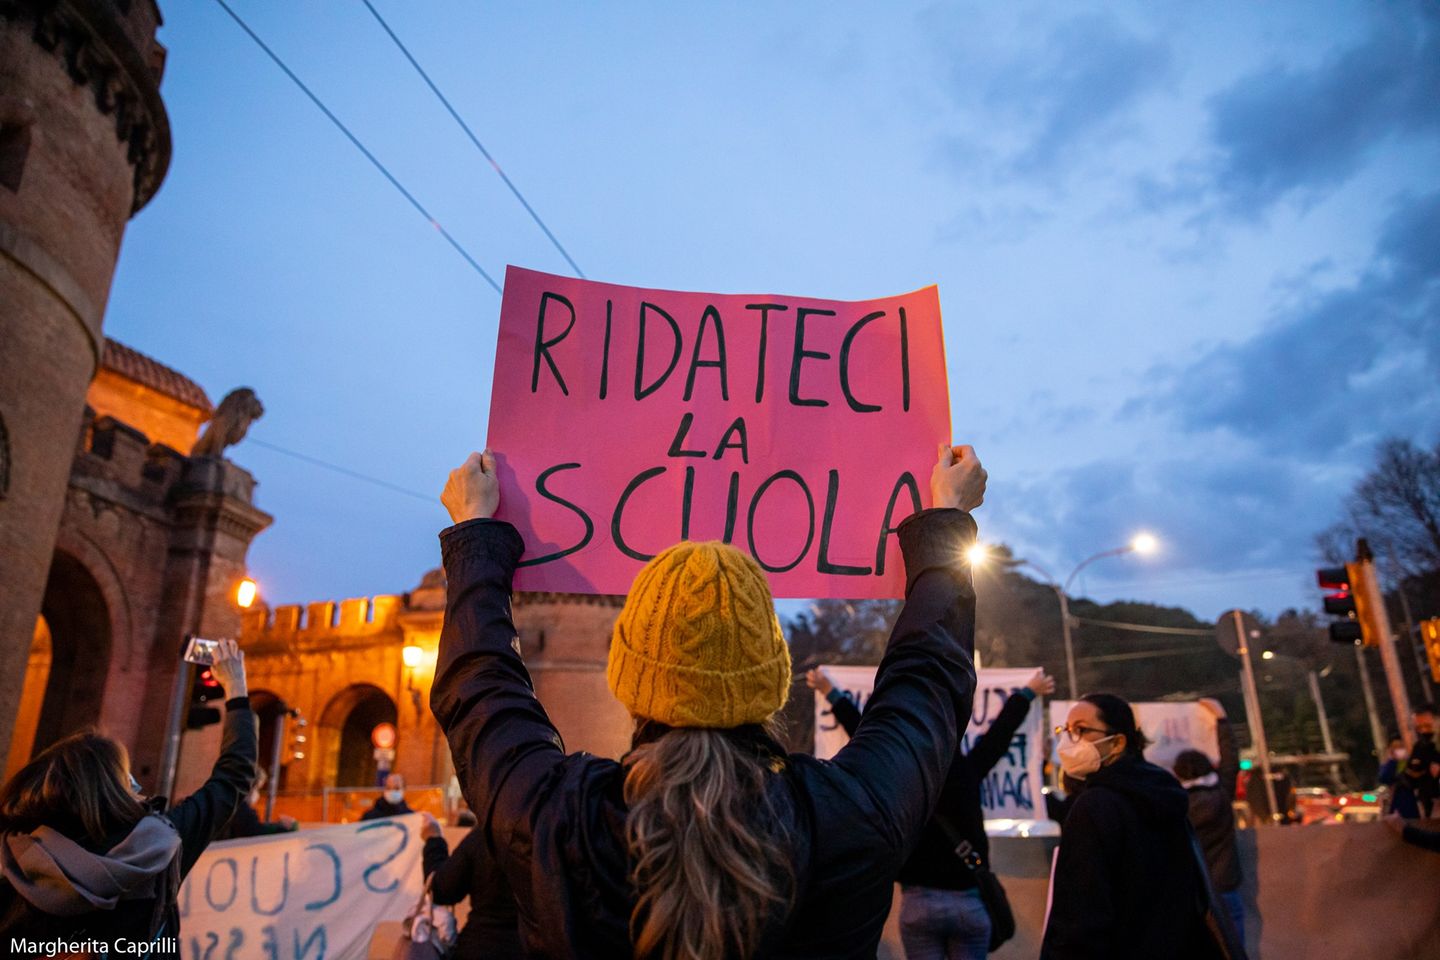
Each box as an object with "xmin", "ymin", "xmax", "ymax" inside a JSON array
[
  {"xmin": 295, "ymin": 925, "xmax": 328, "ymax": 960},
  {"xmin": 224, "ymin": 927, "xmax": 244, "ymax": 960},
  {"xmin": 358, "ymin": 819, "xmax": 410, "ymax": 893},
  {"xmin": 205, "ymin": 857, "xmax": 238, "ymax": 912},
  {"xmin": 262, "ymin": 923, "xmax": 280, "ymax": 960},
  {"xmin": 188, "ymin": 930, "xmax": 220, "ymax": 960},
  {"xmin": 979, "ymin": 771, "xmax": 1033, "ymax": 811},
  {"xmin": 179, "ymin": 865, "xmax": 192, "ymax": 918},
  {"xmin": 304, "ymin": 842, "xmax": 343, "ymax": 910},
  {"xmin": 250, "ymin": 851, "xmax": 290, "ymax": 916}
]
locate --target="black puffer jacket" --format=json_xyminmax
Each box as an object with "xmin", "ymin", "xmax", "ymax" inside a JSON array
[
  {"xmin": 1041, "ymin": 754, "xmax": 1243, "ymax": 960},
  {"xmin": 431, "ymin": 509, "xmax": 978, "ymax": 959}
]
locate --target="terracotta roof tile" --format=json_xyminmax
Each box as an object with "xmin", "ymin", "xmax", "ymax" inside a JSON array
[{"xmin": 100, "ymin": 339, "xmax": 212, "ymax": 413}]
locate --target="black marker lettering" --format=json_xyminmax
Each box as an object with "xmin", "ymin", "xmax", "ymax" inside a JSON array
[
  {"xmin": 531, "ymin": 291, "xmax": 576, "ymax": 395},
  {"xmin": 517, "ymin": 463, "xmax": 595, "ymax": 567},
  {"xmin": 600, "ymin": 299, "xmax": 613, "ymax": 400},
  {"xmin": 745, "ymin": 303, "xmax": 787, "ymax": 403},
  {"xmin": 747, "ymin": 470, "xmax": 815, "ymax": 573},
  {"xmin": 899, "ymin": 306, "xmax": 911, "ymax": 412},
  {"xmin": 612, "ymin": 466, "xmax": 668, "ymax": 561},
  {"xmin": 875, "ymin": 471, "xmax": 922, "ymax": 576},
  {"xmin": 683, "ymin": 305, "xmax": 730, "ymax": 401},
  {"xmin": 713, "ymin": 417, "xmax": 749, "ymax": 463},
  {"xmin": 839, "ymin": 310, "xmax": 884, "ymax": 413},
  {"xmin": 789, "ymin": 307, "xmax": 834, "ymax": 408},
  {"xmin": 818, "ymin": 470, "xmax": 871, "ymax": 575},
  {"xmin": 666, "ymin": 413, "xmax": 707, "ymax": 458},
  {"xmin": 636, "ymin": 301, "xmax": 683, "ymax": 400}
]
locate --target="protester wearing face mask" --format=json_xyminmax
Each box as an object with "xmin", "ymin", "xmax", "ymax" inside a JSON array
[
  {"xmin": 361, "ymin": 774, "xmax": 414, "ymax": 820},
  {"xmin": 1040, "ymin": 694, "xmax": 1245, "ymax": 960}
]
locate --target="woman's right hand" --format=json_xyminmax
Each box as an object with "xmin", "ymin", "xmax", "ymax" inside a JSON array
[
  {"xmin": 209, "ymin": 638, "xmax": 248, "ymax": 700},
  {"xmin": 931, "ymin": 444, "xmax": 986, "ymax": 512},
  {"xmin": 804, "ymin": 668, "xmax": 833, "ymax": 696},
  {"xmin": 442, "ymin": 449, "xmax": 500, "ymax": 523}
]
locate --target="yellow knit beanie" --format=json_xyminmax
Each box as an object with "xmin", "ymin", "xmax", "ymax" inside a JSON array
[{"xmin": 607, "ymin": 541, "xmax": 791, "ymax": 728}]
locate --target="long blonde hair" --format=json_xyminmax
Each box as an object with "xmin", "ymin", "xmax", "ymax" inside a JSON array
[{"xmin": 623, "ymin": 726, "xmax": 793, "ymax": 960}]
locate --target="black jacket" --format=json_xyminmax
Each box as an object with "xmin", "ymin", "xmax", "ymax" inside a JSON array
[
  {"xmin": 361, "ymin": 797, "xmax": 414, "ymax": 820},
  {"xmin": 1183, "ymin": 719, "xmax": 1241, "ymax": 893},
  {"xmin": 423, "ymin": 830, "xmax": 524, "ymax": 958},
  {"xmin": 431, "ymin": 509, "xmax": 978, "ymax": 959},
  {"xmin": 831, "ymin": 686, "xmax": 1036, "ymax": 889},
  {"xmin": 0, "ymin": 696, "xmax": 257, "ymax": 952},
  {"xmin": 216, "ymin": 801, "xmax": 294, "ymax": 841},
  {"xmin": 1040, "ymin": 754, "xmax": 1237, "ymax": 960}
]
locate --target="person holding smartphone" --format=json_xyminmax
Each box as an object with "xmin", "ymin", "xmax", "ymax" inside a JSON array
[{"xmin": 0, "ymin": 639, "xmax": 257, "ymax": 953}]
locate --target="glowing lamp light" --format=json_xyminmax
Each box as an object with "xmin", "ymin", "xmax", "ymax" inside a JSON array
[
  {"xmin": 1239, "ymin": 759, "xmax": 1253, "ymax": 771},
  {"xmin": 1261, "ymin": 650, "xmax": 1275, "ymax": 660},
  {"xmin": 1130, "ymin": 533, "xmax": 1159, "ymax": 555},
  {"xmin": 965, "ymin": 543, "xmax": 989, "ymax": 566},
  {"xmin": 402, "ymin": 645, "xmax": 424, "ymax": 668},
  {"xmin": 236, "ymin": 577, "xmax": 258, "ymax": 609}
]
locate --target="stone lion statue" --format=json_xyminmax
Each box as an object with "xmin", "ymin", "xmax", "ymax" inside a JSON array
[{"xmin": 191, "ymin": 387, "xmax": 264, "ymax": 458}]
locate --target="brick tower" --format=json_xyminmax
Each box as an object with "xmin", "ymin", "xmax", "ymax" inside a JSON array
[{"xmin": 0, "ymin": 0, "xmax": 171, "ymax": 762}]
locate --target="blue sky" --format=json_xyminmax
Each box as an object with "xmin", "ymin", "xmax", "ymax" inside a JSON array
[{"xmin": 106, "ymin": 0, "xmax": 1439, "ymax": 621}]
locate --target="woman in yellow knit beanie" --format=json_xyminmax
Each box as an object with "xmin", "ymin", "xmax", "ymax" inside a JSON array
[{"xmin": 434, "ymin": 443, "xmax": 986, "ymax": 960}]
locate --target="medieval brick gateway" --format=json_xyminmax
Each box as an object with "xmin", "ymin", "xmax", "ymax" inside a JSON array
[{"xmin": 240, "ymin": 578, "xmax": 632, "ymax": 818}]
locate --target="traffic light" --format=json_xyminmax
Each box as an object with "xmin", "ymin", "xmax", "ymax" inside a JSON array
[
  {"xmin": 186, "ymin": 664, "xmax": 225, "ymax": 729},
  {"xmin": 1317, "ymin": 566, "xmax": 1365, "ymax": 644},
  {"xmin": 1423, "ymin": 618, "xmax": 1440, "ymax": 684}
]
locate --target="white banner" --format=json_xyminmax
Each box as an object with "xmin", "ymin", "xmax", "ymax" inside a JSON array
[
  {"xmin": 814, "ymin": 665, "xmax": 1047, "ymax": 822},
  {"xmin": 1048, "ymin": 700, "xmax": 1220, "ymax": 771},
  {"xmin": 178, "ymin": 814, "xmax": 425, "ymax": 960}
]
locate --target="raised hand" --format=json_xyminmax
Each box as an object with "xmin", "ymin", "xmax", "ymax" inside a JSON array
[
  {"xmin": 930, "ymin": 444, "xmax": 987, "ymax": 513},
  {"xmin": 442, "ymin": 449, "xmax": 500, "ymax": 524}
]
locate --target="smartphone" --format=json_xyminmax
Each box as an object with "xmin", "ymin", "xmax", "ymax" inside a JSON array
[{"xmin": 183, "ymin": 635, "xmax": 220, "ymax": 665}]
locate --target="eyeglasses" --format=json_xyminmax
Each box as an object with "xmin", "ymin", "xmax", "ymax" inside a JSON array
[{"xmin": 1054, "ymin": 723, "xmax": 1113, "ymax": 744}]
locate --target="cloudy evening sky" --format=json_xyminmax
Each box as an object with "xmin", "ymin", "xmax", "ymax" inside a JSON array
[{"xmin": 105, "ymin": 0, "xmax": 1439, "ymax": 621}]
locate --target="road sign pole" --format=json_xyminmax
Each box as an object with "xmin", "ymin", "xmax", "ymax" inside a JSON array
[
  {"xmin": 1231, "ymin": 610, "xmax": 1280, "ymax": 823},
  {"xmin": 1351, "ymin": 556, "xmax": 1414, "ymax": 749}
]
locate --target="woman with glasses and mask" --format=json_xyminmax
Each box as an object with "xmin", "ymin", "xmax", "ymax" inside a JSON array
[
  {"xmin": 0, "ymin": 639, "xmax": 257, "ymax": 954},
  {"xmin": 1040, "ymin": 693, "xmax": 1245, "ymax": 960}
]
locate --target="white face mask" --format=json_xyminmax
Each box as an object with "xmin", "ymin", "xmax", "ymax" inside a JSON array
[
  {"xmin": 1059, "ymin": 735, "xmax": 1116, "ymax": 780},
  {"xmin": 384, "ymin": 790, "xmax": 405, "ymax": 805}
]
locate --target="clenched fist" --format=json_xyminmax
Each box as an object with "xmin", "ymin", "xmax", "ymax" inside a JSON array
[
  {"xmin": 442, "ymin": 450, "xmax": 500, "ymax": 524},
  {"xmin": 931, "ymin": 444, "xmax": 986, "ymax": 513}
]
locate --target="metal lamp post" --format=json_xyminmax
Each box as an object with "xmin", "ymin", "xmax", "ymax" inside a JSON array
[{"xmin": 977, "ymin": 535, "xmax": 1158, "ymax": 700}]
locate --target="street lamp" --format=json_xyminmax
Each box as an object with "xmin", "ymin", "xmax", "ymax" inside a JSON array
[
  {"xmin": 973, "ymin": 533, "xmax": 1161, "ymax": 699},
  {"xmin": 236, "ymin": 577, "xmax": 258, "ymax": 609}
]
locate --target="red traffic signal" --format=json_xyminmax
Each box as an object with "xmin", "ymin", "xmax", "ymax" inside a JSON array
[
  {"xmin": 1317, "ymin": 566, "xmax": 1361, "ymax": 643},
  {"xmin": 187, "ymin": 664, "xmax": 226, "ymax": 729}
]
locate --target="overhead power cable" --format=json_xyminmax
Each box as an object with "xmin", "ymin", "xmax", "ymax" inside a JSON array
[
  {"xmin": 1070, "ymin": 618, "xmax": 1216, "ymax": 636},
  {"xmin": 247, "ymin": 438, "xmax": 434, "ymax": 503},
  {"xmin": 360, "ymin": 0, "xmax": 586, "ymax": 279},
  {"xmin": 211, "ymin": 0, "xmax": 502, "ymax": 294}
]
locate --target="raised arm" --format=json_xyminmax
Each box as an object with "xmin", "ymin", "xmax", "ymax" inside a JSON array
[
  {"xmin": 166, "ymin": 639, "xmax": 257, "ymax": 877},
  {"xmin": 429, "ymin": 451, "xmax": 570, "ymax": 847},
  {"xmin": 806, "ymin": 668, "xmax": 863, "ymax": 738},
  {"xmin": 963, "ymin": 675, "xmax": 1048, "ymax": 778},
  {"xmin": 825, "ymin": 444, "xmax": 986, "ymax": 852}
]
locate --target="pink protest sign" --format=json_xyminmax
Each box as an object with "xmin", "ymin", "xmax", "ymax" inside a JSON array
[{"xmin": 485, "ymin": 266, "xmax": 951, "ymax": 598}]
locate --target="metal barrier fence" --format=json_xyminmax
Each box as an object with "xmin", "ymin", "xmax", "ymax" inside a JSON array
[{"xmin": 263, "ymin": 785, "xmax": 453, "ymax": 824}]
